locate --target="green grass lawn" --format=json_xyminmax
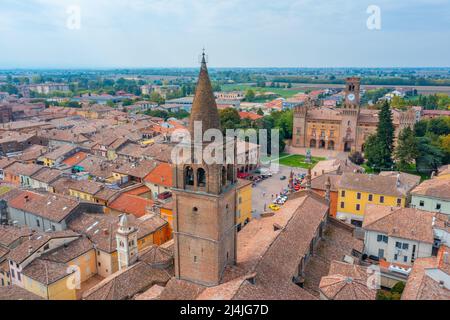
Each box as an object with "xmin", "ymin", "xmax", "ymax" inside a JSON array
[
  {"xmin": 221, "ymin": 84, "xmax": 301, "ymax": 99},
  {"xmin": 262, "ymin": 152, "xmax": 326, "ymax": 169}
]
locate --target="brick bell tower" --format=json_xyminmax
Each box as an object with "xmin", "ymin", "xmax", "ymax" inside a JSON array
[
  {"xmin": 172, "ymin": 51, "xmax": 237, "ymax": 287},
  {"xmin": 340, "ymin": 77, "xmax": 361, "ymax": 152}
]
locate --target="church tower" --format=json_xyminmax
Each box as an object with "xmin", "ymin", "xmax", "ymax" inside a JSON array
[
  {"xmin": 340, "ymin": 77, "xmax": 361, "ymax": 152},
  {"xmin": 172, "ymin": 52, "xmax": 237, "ymax": 287},
  {"xmin": 116, "ymin": 214, "xmax": 138, "ymax": 271}
]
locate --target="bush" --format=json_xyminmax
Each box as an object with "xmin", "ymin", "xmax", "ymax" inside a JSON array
[
  {"xmin": 391, "ymin": 281, "xmax": 406, "ymax": 294},
  {"xmin": 349, "ymin": 151, "xmax": 365, "ymax": 165}
]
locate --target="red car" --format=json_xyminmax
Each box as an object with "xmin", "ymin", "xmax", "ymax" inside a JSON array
[{"xmin": 158, "ymin": 191, "xmax": 172, "ymax": 200}]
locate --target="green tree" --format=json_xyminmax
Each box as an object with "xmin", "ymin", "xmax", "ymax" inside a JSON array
[
  {"xmin": 394, "ymin": 127, "xmax": 419, "ymax": 170},
  {"xmin": 256, "ymin": 108, "xmax": 264, "ymax": 116},
  {"xmin": 150, "ymin": 92, "xmax": 165, "ymax": 105},
  {"xmin": 245, "ymin": 89, "xmax": 255, "ymax": 102},
  {"xmin": 376, "ymin": 101, "xmax": 395, "ymax": 169},
  {"xmin": 219, "ymin": 108, "xmax": 241, "ymax": 130},
  {"xmin": 364, "ymin": 134, "xmax": 382, "ymax": 170},
  {"xmin": 415, "ymin": 137, "xmax": 444, "ymax": 174}
]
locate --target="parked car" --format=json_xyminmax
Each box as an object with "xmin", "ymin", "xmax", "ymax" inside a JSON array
[
  {"xmin": 158, "ymin": 191, "xmax": 172, "ymax": 200},
  {"xmin": 269, "ymin": 203, "xmax": 280, "ymax": 211},
  {"xmin": 280, "ymin": 176, "xmax": 287, "ymax": 181}
]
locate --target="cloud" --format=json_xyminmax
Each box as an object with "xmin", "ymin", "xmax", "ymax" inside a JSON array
[{"xmin": 0, "ymin": 0, "xmax": 449, "ymax": 67}]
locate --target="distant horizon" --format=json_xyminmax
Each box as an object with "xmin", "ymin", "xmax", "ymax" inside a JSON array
[{"xmin": 1, "ymin": 66, "xmax": 450, "ymax": 72}]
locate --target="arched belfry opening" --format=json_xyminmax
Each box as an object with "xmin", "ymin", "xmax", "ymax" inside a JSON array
[
  {"xmin": 185, "ymin": 166, "xmax": 194, "ymax": 187},
  {"xmin": 197, "ymin": 168, "xmax": 206, "ymax": 188}
]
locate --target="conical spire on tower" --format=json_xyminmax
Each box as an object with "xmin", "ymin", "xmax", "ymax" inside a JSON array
[{"xmin": 189, "ymin": 50, "xmax": 221, "ymax": 138}]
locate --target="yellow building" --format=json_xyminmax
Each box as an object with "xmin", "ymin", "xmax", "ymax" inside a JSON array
[
  {"xmin": 22, "ymin": 260, "xmax": 77, "ymax": 300},
  {"xmin": 236, "ymin": 179, "xmax": 253, "ymax": 231},
  {"xmin": 336, "ymin": 172, "xmax": 420, "ymax": 226},
  {"xmin": 68, "ymin": 180, "xmax": 104, "ymax": 203}
]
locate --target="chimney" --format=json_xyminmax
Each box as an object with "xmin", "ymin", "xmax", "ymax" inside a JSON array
[
  {"xmin": 396, "ymin": 173, "xmax": 401, "ymax": 188},
  {"xmin": 431, "ymin": 171, "xmax": 436, "ymax": 179},
  {"xmin": 28, "ymin": 246, "xmax": 33, "ymax": 254}
]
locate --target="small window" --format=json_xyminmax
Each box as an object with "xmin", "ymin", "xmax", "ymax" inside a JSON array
[
  {"xmin": 368, "ymin": 194, "xmax": 373, "ymax": 201},
  {"xmin": 394, "ymin": 254, "xmax": 398, "ymax": 261},
  {"xmin": 383, "ymin": 236, "xmax": 388, "ymax": 243},
  {"xmin": 36, "ymin": 219, "xmax": 40, "ymax": 227},
  {"xmin": 341, "ymin": 190, "xmax": 346, "ymax": 197},
  {"xmin": 396, "ymin": 242, "xmax": 402, "ymax": 249},
  {"xmin": 402, "ymin": 243, "xmax": 409, "ymax": 250},
  {"xmin": 377, "ymin": 235, "xmax": 383, "ymax": 242},
  {"xmin": 98, "ymin": 262, "xmax": 101, "ymax": 267},
  {"xmin": 419, "ymin": 200, "xmax": 424, "ymax": 207},
  {"xmin": 17, "ymin": 272, "xmax": 21, "ymax": 281},
  {"xmin": 51, "ymin": 225, "xmax": 56, "ymax": 231},
  {"xmin": 403, "ymin": 256, "xmax": 408, "ymax": 263},
  {"xmin": 193, "ymin": 207, "xmax": 198, "ymax": 213},
  {"xmin": 380, "ymin": 196, "xmax": 384, "ymax": 203},
  {"xmin": 436, "ymin": 203, "xmax": 441, "ymax": 210},
  {"xmin": 356, "ymin": 204, "xmax": 360, "ymax": 211},
  {"xmin": 194, "ymin": 256, "xmax": 197, "ymax": 263},
  {"xmin": 340, "ymin": 202, "xmax": 345, "ymax": 209},
  {"xmin": 357, "ymin": 193, "xmax": 361, "ymax": 200},
  {"xmin": 397, "ymin": 198, "xmax": 402, "ymax": 206}
]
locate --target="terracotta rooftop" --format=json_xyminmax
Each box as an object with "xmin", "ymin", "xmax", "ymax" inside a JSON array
[
  {"xmin": 338, "ymin": 172, "xmax": 420, "ymax": 197},
  {"xmin": 363, "ymin": 205, "xmax": 435, "ymax": 244},
  {"xmin": 144, "ymin": 163, "xmax": 173, "ymax": 187},
  {"xmin": 41, "ymin": 144, "xmax": 76, "ymax": 161},
  {"xmin": 83, "ymin": 245, "xmax": 173, "ymax": 300},
  {"xmin": 30, "ymin": 167, "xmax": 62, "ymax": 184},
  {"xmin": 319, "ymin": 261, "xmax": 376, "ymax": 300},
  {"xmin": 108, "ymin": 193, "xmax": 154, "ymax": 218},
  {"xmin": 0, "ymin": 285, "xmax": 44, "ymax": 300},
  {"xmin": 68, "ymin": 213, "xmax": 167, "ymax": 253},
  {"xmin": 3, "ymin": 162, "xmax": 43, "ymax": 177},
  {"xmin": 411, "ymin": 177, "xmax": 450, "ymax": 201},
  {"xmin": 22, "ymin": 258, "xmax": 73, "ymax": 285},
  {"xmin": 62, "ymin": 151, "xmax": 88, "ymax": 167},
  {"xmin": 304, "ymin": 173, "xmax": 341, "ymax": 192},
  {"xmin": 8, "ymin": 191, "xmax": 81, "ymax": 223},
  {"xmin": 0, "ymin": 224, "xmax": 32, "ymax": 248},
  {"xmin": 401, "ymin": 251, "xmax": 450, "ymax": 300},
  {"xmin": 8, "ymin": 230, "xmax": 79, "ymax": 264},
  {"xmin": 69, "ymin": 179, "xmax": 105, "ymax": 195},
  {"xmin": 114, "ymin": 159, "xmax": 158, "ymax": 179}
]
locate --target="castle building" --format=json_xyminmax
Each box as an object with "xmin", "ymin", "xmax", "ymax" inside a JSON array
[
  {"xmin": 171, "ymin": 52, "xmax": 238, "ymax": 287},
  {"xmin": 292, "ymin": 77, "xmax": 416, "ymax": 152}
]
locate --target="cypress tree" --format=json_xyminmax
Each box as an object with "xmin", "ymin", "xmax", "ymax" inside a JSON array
[{"xmin": 376, "ymin": 100, "xmax": 395, "ymax": 169}]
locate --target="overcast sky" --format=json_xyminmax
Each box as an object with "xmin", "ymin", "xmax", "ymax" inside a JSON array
[{"xmin": 0, "ymin": 0, "xmax": 449, "ymax": 68}]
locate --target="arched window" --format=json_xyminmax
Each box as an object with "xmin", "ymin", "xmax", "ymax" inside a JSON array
[
  {"xmin": 197, "ymin": 168, "xmax": 206, "ymax": 187},
  {"xmin": 222, "ymin": 167, "xmax": 227, "ymax": 186},
  {"xmin": 185, "ymin": 166, "xmax": 194, "ymax": 186}
]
